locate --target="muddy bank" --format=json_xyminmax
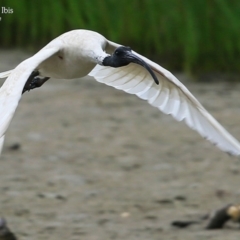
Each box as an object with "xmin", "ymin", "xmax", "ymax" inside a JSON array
[{"xmin": 0, "ymin": 50, "xmax": 240, "ymax": 240}]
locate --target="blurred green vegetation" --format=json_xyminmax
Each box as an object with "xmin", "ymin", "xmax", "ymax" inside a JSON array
[{"xmin": 1, "ymin": 0, "xmax": 240, "ymax": 74}]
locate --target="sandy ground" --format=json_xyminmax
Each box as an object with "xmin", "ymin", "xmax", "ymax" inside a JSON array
[{"xmin": 0, "ymin": 50, "xmax": 240, "ymax": 240}]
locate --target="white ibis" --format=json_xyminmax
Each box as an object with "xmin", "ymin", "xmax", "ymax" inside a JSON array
[{"xmin": 0, "ymin": 29, "xmax": 240, "ymax": 155}]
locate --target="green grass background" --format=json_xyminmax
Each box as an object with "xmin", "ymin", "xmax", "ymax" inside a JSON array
[{"xmin": 1, "ymin": 0, "xmax": 240, "ymax": 75}]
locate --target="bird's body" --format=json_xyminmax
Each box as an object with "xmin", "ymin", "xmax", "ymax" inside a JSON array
[
  {"xmin": 0, "ymin": 29, "xmax": 240, "ymax": 155},
  {"xmin": 37, "ymin": 30, "xmax": 109, "ymax": 79}
]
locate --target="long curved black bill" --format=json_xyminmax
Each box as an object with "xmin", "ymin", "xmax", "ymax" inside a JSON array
[{"xmin": 125, "ymin": 52, "xmax": 159, "ymax": 85}]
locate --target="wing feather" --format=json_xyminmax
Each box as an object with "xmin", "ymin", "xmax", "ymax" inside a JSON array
[
  {"xmin": 89, "ymin": 41, "xmax": 240, "ymax": 155},
  {"xmin": 0, "ymin": 70, "xmax": 13, "ymax": 79},
  {"xmin": 0, "ymin": 135, "xmax": 5, "ymax": 154},
  {"xmin": 0, "ymin": 47, "xmax": 60, "ymax": 152}
]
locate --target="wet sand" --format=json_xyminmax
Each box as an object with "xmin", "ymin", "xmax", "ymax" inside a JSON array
[{"xmin": 0, "ymin": 50, "xmax": 240, "ymax": 240}]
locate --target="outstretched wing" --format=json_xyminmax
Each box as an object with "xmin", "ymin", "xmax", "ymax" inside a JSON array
[
  {"xmin": 0, "ymin": 47, "xmax": 60, "ymax": 153},
  {"xmin": 0, "ymin": 135, "xmax": 5, "ymax": 154},
  {"xmin": 89, "ymin": 40, "xmax": 240, "ymax": 156}
]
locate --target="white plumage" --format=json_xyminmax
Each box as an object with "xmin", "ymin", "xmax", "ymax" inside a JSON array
[{"xmin": 0, "ymin": 29, "xmax": 240, "ymax": 155}]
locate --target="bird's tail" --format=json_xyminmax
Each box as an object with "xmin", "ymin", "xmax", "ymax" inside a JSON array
[{"xmin": 0, "ymin": 70, "xmax": 13, "ymax": 78}]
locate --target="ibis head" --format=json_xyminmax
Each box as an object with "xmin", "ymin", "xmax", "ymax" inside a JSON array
[{"xmin": 102, "ymin": 46, "xmax": 159, "ymax": 85}]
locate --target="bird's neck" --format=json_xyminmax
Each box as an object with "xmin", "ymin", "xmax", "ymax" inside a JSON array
[{"xmin": 95, "ymin": 53, "xmax": 111, "ymax": 66}]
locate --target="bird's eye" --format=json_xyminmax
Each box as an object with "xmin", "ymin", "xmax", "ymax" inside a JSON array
[{"xmin": 115, "ymin": 50, "xmax": 119, "ymax": 56}]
